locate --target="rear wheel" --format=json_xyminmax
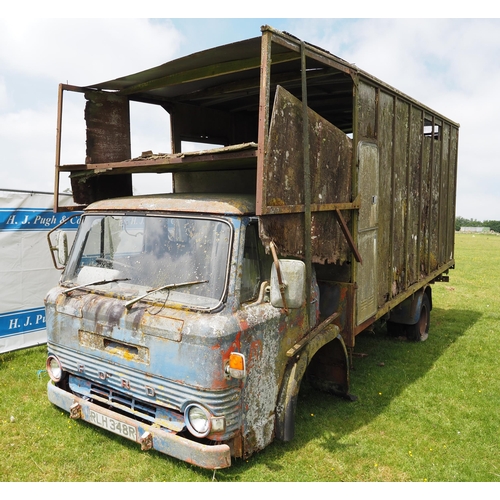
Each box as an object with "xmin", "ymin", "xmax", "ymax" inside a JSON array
[
  {"xmin": 386, "ymin": 320, "xmax": 404, "ymax": 337},
  {"xmin": 406, "ymin": 293, "xmax": 430, "ymax": 342}
]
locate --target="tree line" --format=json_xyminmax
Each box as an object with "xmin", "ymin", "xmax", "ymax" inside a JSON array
[{"xmin": 455, "ymin": 216, "xmax": 500, "ymax": 233}]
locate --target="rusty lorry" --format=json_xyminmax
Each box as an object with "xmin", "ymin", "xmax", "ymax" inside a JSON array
[{"xmin": 45, "ymin": 26, "xmax": 459, "ymax": 469}]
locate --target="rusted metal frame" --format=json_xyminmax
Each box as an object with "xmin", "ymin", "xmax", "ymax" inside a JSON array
[
  {"xmin": 354, "ymin": 260, "xmax": 454, "ymax": 336},
  {"xmin": 301, "ymin": 41, "xmax": 312, "ymax": 331},
  {"xmin": 54, "ymin": 84, "xmax": 64, "ymax": 213},
  {"xmin": 256, "ymin": 30, "xmax": 273, "ymax": 216},
  {"xmin": 263, "ymin": 26, "xmax": 357, "ymax": 78},
  {"xmin": 333, "ymin": 282, "xmax": 356, "ymax": 350},
  {"xmin": 349, "ymin": 73, "xmax": 360, "ymax": 349},
  {"xmin": 269, "ymin": 241, "xmax": 288, "ymax": 314},
  {"xmin": 47, "ymin": 214, "xmax": 76, "ymax": 270},
  {"xmin": 261, "ymin": 28, "xmax": 362, "ymax": 273},
  {"xmin": 286, "ymin": 312, "xmax": 340, "ymax": 358},
  {"xmin": 54, "ymin": 83, "xmax": 90, "ymax": 212},
  {"xmin": 257, "ymin": 28, "xmax": 357, "ymax": 213},
  {"xmin": 263, "ymin": 198, "xmax": 360, "ymax": 215},
  {"xmin": 350, "ymin": 73, "xmax": 359, "ymax": 296},
  {"xmin": 404, "ymin": 102, "xmax": 412, "ymax": 290},
  {"xmin": 59, "ymin": 83, "xmax": 90, "ymax": 94},
  {"xmin": 353, "ymin": 314, "xmax": 377, "ymax": 337},
  {"xmin": 334, "ymin": 209, "xmax": 362, "ymax": 264}
]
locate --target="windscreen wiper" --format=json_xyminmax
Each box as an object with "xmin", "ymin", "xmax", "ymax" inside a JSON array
[
  {"xmin": 62, "ymin": 278, "xmax": 130, "ymax": 295},
  {"xmin": 125, "ymin": 280, "xmax": 208, "ymax": 309}
]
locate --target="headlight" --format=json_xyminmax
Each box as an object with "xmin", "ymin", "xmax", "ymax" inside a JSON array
[
  {"xmin": 46, "ymin": 354, "xmax": 63, "ymax": 382},
  {"xmin": 184, "ymin": 404, "xmax": 212, "ymax": 438}
]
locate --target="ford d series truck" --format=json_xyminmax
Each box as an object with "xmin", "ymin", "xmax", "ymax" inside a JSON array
[{"xmin": 45, "ymin": 26, "xmax": 459, "ymax": 469}]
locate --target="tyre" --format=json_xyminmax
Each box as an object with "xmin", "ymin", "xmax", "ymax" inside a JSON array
[
  {"xmin": 406, "ymin": 293, "xmax": 430, "ymax": 342},
  {"xmin": 386, "ymin": 320, "xmax": 405, "ymax": 337}
]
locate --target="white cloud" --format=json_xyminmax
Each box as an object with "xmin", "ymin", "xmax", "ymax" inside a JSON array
[
  {"xmin": 0, "ymin": 77, "xmax": 8, "ymax": 110},
  {"xmin": 0, "ymin": 19, "xmax": 183, "ymax": 195},
  {"xmin": 0, "ymin": 106, "xmax": 57, "ymax": 192},
  {"xmin": 289, "ymin": 19, "xmax": 500, "ymax": 220},
  {"xmin": 0, "ymin": 19, "xmax": 183, "ymax": 86},
  {"xmin": 1, "ymin": 18, "xmax": 500, "ymax": 220}
]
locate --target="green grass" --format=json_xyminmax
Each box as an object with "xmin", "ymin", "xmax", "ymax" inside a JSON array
[{"xmin": 1, "ymin": 233, "xmax": 500, "ymax": 481}]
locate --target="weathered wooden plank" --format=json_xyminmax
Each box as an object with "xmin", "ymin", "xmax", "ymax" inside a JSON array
[
  {"xmin": 259, "ymin": 85, "xmax": 353, "ymax": 264},
  {"xmin": 71, "ymin": 91, "xmax": 132, "ymax": 205},
  {"xmin": 377, "ymin": 91, "xmax": 395, "ymax": 307}
]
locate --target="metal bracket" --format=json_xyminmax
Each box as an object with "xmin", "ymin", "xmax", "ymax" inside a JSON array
[
  {"xmin": 334, "ymin": 209, "xmax": 363, "ymax": 264},
  {"xmin": 269, "ymin": 241, "xmax": 289, "ymax": 314},
  {"xmin": 70, "ymin": 402, "xmax": 82, "ymax": 420},
  {"xmin": 140, "ymin": 431, "xmax": 153, "ymax": 451}
]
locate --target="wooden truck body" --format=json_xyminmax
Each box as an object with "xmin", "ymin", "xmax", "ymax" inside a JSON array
[{"xmin": 45, "ymin": 26, "xmax": 458, "ymax": 469}]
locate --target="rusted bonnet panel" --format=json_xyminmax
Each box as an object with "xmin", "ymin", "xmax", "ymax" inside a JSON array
[{"xmin": 259, "ymin": 86, "xmax": 352, "ymax": 264}]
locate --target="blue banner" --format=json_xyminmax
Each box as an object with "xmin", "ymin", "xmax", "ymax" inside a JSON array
[
  {"xmin": 0, "ymin": 306, "xmax": 46, "ymax": 339},
  {"xmin": 0, "ymin": 208, "xmax": 80, "ymax": 231},
  {"xmin": 0, "ymin": 190, "xmax": 80, "ymax": 352}
]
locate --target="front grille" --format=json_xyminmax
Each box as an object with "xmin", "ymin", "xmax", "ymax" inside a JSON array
[
  {"xmin": 54, "ymin": 343, "xmax": 242, "ymax": 437},
  {"xmin": 89, "ymin": 383, "xmax": 157, "ymax": 420},
  {"xmin": 69, "ymin": 375, "xmax": 183, "ymax": 430}
]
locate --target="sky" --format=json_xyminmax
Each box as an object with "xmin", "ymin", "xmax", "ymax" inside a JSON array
[{"xmin": 1, "ymin": 9, "xmax": 500, "ymax": 221}]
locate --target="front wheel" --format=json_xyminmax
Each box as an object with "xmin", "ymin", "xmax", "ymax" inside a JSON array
[{"xmin": 406, "ymin": 293, "xmax": 430, "ymax": 342}]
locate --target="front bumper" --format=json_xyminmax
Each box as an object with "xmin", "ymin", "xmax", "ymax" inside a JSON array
[{"xmin": 47, "ymin": 381, "xmax": 231, "ymax": 469}]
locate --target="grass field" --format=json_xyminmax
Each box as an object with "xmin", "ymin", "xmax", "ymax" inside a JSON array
[{"xmin": 1, "ymin": 232, "xmax": 499, "ymax": 482}]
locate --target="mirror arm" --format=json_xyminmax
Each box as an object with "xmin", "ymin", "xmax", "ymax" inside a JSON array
[
  {"xmin": 269, "ymin": 241, "xmax": 289, "ymax": 314},
  {"xmin": 46, "ymin": 213, "xmax": 79, "ymax": 270},
  {"xmin": 47, "ymin": 227, "xmax": 65, "ymax": 270}
]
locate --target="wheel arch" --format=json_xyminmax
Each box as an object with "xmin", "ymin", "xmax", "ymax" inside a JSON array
[
  {"xmin": 275, "ymin": 325, "xmax": 351, "ymax": 442},
  {"xmin": 389, "ymin": 285, "xmax": 433, "ymax": 326}
]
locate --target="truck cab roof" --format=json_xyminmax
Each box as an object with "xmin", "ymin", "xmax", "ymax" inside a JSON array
[{"xmin": 84, "ymin": 192, "xmax": 256, "ymax": 216}]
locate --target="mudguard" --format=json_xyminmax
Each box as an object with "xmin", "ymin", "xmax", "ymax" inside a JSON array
[
  {"xmin": 275, "ymin": 324, "xmax": 351, "ymax": 442},
  {"xmin": 389, "ymin": 287, "xmax": 433, "ymax": 325}
]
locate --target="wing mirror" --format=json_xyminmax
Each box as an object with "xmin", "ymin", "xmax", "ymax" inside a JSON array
[
  {"xmin": 48, "ymin": 230, "xmax": 69, "ymax": 269},
  {"xmin": 270, "ymin": 259, "xmax": 306, "ymax": 310}
]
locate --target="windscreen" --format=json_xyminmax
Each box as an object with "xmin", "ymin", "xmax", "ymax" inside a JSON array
[{"xmin": 62, "ymin": 214, "xmax": 232, "ymax": 310}]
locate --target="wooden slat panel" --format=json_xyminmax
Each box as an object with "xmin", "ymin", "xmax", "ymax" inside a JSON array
[
  {"xmin": 259, "ymin": 85, "xmax": 353, "ymax": 264},
  {"xmin": 408, "ymin": 106, "xmax": 423, "ymax": 285},
  {"xmin": 377, "ymin": 91, "xmax": 395, "ymax": 306},
  {"xmin": 392, "ymin": 98, "xmax": 409, "ymax": 296}
]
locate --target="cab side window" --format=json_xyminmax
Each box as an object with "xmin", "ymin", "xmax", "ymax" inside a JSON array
[
  {"xmin": 240, "ymin": 223, "xmax": 274, "ymax": 303},
  {"xmin": 241, "ymin": 224, "xmax": 261, "ymax": 303}
]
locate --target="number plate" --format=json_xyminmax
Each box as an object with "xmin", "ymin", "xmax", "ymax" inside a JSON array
[{"xmin": 87, "ymin": 409, "xmax": 137, "ymax": 441}]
